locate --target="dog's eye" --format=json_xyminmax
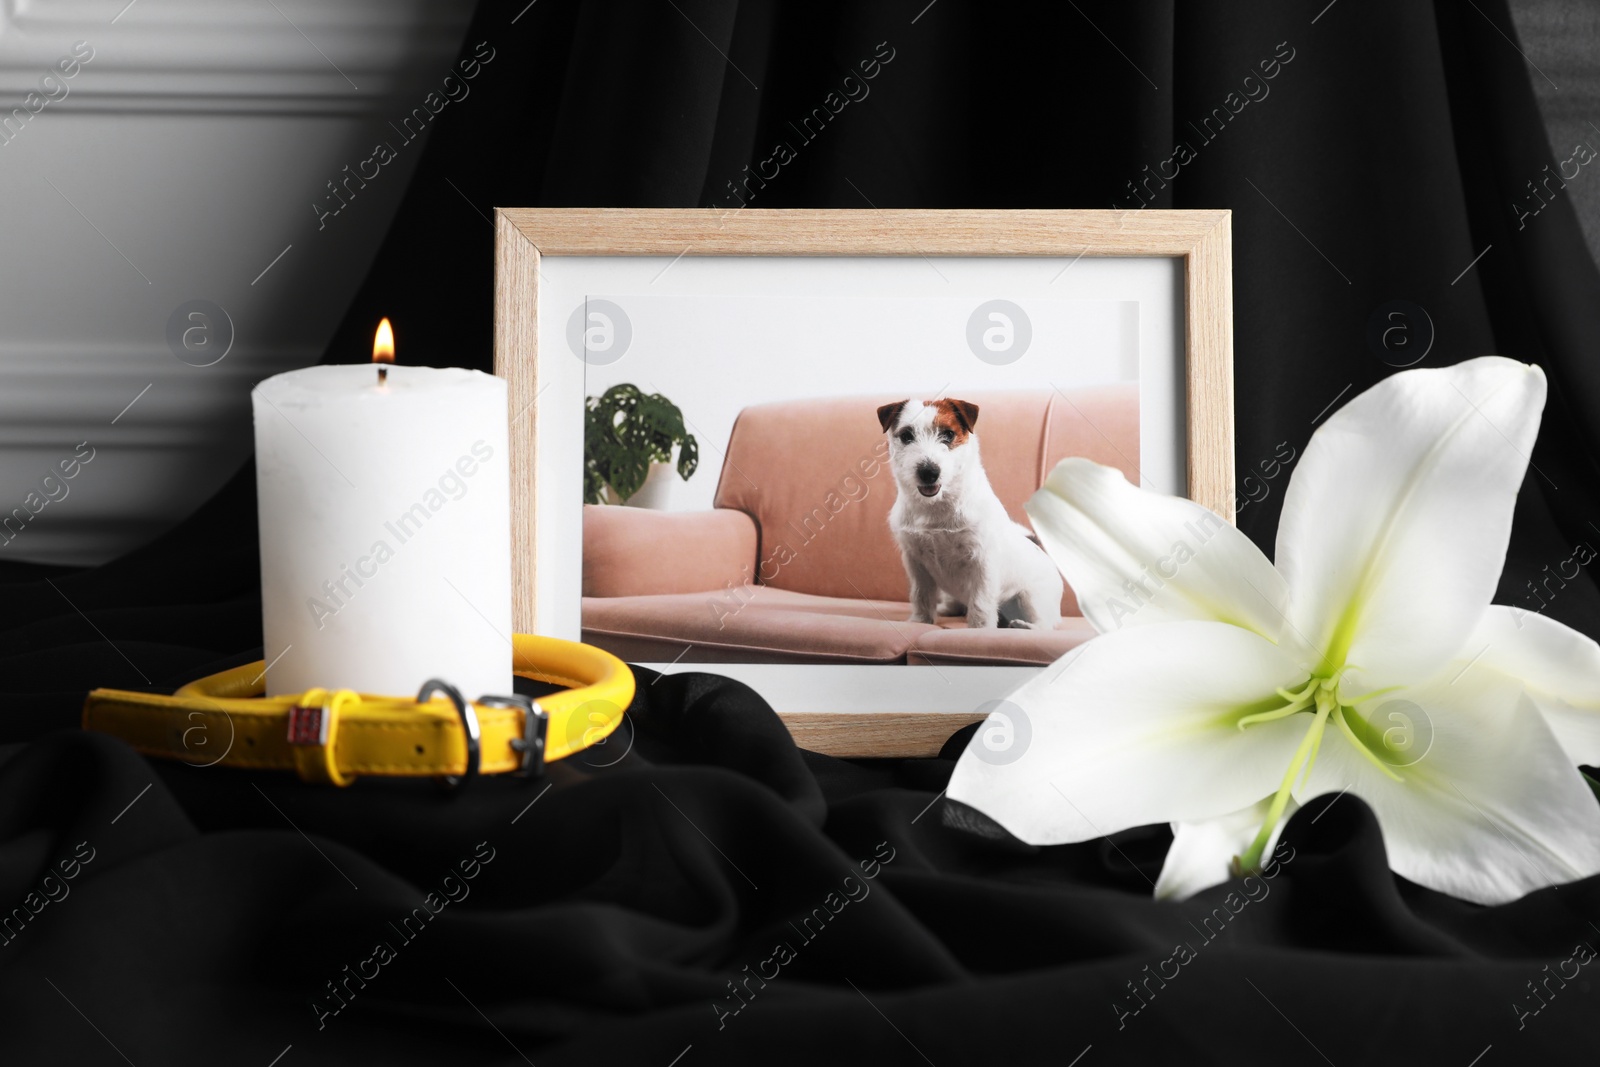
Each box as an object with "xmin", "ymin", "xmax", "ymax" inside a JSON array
[
  {"xmin": 937, "ymin": 430, "xmax": 954, "ymax": 445},
  {"xmin": 898, "ymin": 430, "xmax": 915, "ymax": 444}
]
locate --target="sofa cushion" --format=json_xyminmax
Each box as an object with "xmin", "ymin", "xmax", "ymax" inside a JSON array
[
  {"xmin": 583, "ymin": 585, "xmax": 1100, "ymax": 668},
  {"xmin": 908, "ymin": 616, "xmax": 1098, "ymax": 666},
  {"xmin": 582, "ymin": 586, "xmax": 939, "ymax": 664}
]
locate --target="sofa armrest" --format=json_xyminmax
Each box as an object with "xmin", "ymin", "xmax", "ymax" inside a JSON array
[{"xmin": 583, "ymin": 504, "xmax": 759, "ymax": 597}]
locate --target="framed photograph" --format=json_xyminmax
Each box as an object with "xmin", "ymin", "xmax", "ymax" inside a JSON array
[{"xmin": 494, "ymin": 209, "xmax": 1232, "ymax": 757}]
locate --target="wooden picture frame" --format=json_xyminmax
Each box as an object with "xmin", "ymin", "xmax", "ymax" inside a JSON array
[{"xmin": 495, "ymin": 208, "xmax": 1233, "ymax": 757}]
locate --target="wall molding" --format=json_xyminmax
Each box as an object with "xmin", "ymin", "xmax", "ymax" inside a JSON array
[{"xmin": 0, "ymin": 0, "xmax": 478, "ymax": 115}]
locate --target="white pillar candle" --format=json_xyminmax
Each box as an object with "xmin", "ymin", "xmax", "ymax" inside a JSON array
[{"xmin": 252, "ymin": 358, "xmax": 512, "ymax": 699}]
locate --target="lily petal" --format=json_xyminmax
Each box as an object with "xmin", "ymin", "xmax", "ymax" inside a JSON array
[
  {"xmin": 1026, "ymin": 458, "xmax": 1292, "ymax": 642},
  {"xmin": 947, "ymin": 620, "xmax": 1311, "ymax": 845},
  {"xmin": 1459, "ymin": 605, "xmax": 1600, "ymax": 767},
  {"xmin": 1299, "ymin": 672, "xmax": 1600, "ymax": 905},
  {"xmin": 1155, "ymin": 795, "xmax": 1298, "ymax": 901},
  {"xmin": 1275, "ymin": 357, "xmax": 1546, "ymax": 689}
]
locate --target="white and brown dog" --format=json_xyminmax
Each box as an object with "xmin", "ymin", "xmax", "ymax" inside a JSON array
[{"xmin": 877, "ymin": 398, "xmax": 1063, "ymax": 630}]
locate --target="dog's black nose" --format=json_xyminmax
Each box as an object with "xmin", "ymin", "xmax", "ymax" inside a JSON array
[{"xmin": 916, "ymin": 463, "xmax": 940, "ymax": 485}]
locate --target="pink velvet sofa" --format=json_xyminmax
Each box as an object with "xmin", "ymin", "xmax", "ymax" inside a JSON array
[{"xmin": 581, "ymin": 385, "xmax": 1140, "ymax": 666}]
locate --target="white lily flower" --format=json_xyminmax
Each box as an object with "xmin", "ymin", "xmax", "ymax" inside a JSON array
[{"xmin": 947, "ymin": 356, "xmax": 1600, "ymax": 905}]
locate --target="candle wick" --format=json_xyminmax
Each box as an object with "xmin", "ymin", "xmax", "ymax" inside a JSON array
[{"xmin": 378, "ymin": 365, "xmax": 388, "ymax": 385}]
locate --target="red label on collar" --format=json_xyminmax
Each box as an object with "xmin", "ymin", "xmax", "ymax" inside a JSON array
[{"xmin": 287, "ymin": 704, "xmax": 329, "ymax": 746}]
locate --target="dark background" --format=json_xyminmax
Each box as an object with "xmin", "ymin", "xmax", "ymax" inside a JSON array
[{"xmin": 3, "ymin": 1, "xmax": 1599, "ymax": 1062}]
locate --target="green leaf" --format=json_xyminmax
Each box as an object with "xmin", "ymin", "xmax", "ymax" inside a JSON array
[
  {"xmin": 609, "ymin": 451, "xmax": 649, "ymax": 501},
  {"xmin": 677, "ymin": 436, "xmax": 699, "ymax": 480}
]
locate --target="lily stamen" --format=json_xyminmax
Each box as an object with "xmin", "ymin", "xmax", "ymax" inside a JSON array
[
  {"xmin": 1298, "ymin": 689, "xmax": 1340, "ymax": 786},
  {"xmin": 1275, "ymin": 678, "xmax": 1322, "ymax": 704},
  {"xmin": 1333, "ymin": 704, "xmax": 1406, "ymax": 783},
  {"xmin": 1234, "ymin": 695, "xmax": 1335, "ymax": 874},
  {"xmin": 1343, "ymin": 685, "xmax": 1403, "ymax": 706},
  {"xmin": 1236, "ymin": 691, "xmax": 1316, "ymax": 730}
]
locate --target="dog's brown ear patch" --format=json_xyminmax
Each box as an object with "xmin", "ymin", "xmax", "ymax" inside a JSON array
[
  {"xmin": 877, "ymin": 400, "xmax": 909, "ymax": 433},
  {"xmin": 946, "ymin": 398, "xmax": 979, "ymax": 430},
  {"xmin": 933, "ymin": 398, "xmax": 978, "ymax": 445}
]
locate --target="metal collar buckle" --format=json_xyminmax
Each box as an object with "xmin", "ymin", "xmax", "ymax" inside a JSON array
[
  {"xmin": 479, "ymin": 694, "xmax": 548, "ymax": 778},
  {"xmin": 416, "ymin": 682, "xmax": 547, "ymax": 793}
]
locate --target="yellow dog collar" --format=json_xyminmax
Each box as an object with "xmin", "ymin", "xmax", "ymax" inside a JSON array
[{"xmin": 83, "ymin": 634, "xmax": 634, "ymax": 787}]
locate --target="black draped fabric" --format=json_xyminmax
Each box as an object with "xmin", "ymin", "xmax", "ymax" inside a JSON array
[{"xmin": 5, "ymin": 1, "xmax": 1600, "ymax": 1062}]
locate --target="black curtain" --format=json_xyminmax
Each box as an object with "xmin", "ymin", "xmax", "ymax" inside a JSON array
[{"xmin": 4, "ymin": 1, "xmax": 1599, "ymax": 1062}]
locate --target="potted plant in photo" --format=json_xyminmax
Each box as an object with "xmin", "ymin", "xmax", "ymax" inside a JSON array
[{"xmin": 583, "ymin": 383, "xmax": 700, "ymax": 507}]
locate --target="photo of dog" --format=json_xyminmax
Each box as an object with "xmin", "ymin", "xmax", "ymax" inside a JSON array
[
  {"xmin": 877, "ymin": 398, "xmax": 1065, "ymax": 630},
  {"xmin": 573, "ymin": 286, "xmax": 1147, "ymax": 668}
]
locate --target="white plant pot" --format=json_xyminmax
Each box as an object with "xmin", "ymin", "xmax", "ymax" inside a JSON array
[
  {"xmin": 0, "ymin": 0, "xmax": 477, "ymax": 564},
  {"xmin": 604, "ymin": 461, "xmax": 677, "ymax": 509}
]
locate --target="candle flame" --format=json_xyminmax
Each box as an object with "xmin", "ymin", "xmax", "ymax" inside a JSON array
[{"xmin": 373, "ymin": 318, "xmax": 395, "ymax": 364}]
